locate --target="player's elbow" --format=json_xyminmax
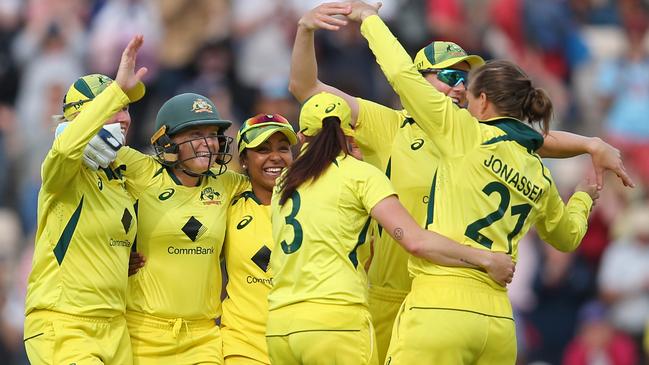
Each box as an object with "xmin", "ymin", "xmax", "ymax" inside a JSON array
[
  {"xmin": 288, "ymin": 79, "xmax": 310, "ymax": 103},
  {"xmin": 401, "ymin": 237, "xmax": 425, "ymax": 257}
]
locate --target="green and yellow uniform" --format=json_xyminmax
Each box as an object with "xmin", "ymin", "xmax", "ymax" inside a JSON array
[
  {"xmin": 361, "ymin": 15, "xmax": 593, "ymax": 364},
  {"xmin": 118, "ymin": 147, "xmax": 247, "ymax": 365},
  {"xmin": 221, "ymin": 189, "xmax": 272, "ymax": 365},
  {"xmin": 267, "ymin": 154, "xmax": 396, "ymax": 365},
  {"xmin": 354, "ymin": 98, "xmax": 439, "ymax": 362},
  {"xmin": 24, "ymin": 83, "xmax": 137, "ymax": 364}
]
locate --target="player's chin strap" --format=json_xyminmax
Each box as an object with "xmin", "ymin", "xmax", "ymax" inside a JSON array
[{"xmin": 151, "ymin": 125, "xmax": 231, "ymax": 177}]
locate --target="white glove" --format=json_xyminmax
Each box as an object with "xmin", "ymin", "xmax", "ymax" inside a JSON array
[{"xmin": 55, "ymin": 122, "xmax": 124, "ymax": 170}]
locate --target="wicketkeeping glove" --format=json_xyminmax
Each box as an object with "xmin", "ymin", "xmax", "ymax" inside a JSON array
[{"xmin": 55, "ymin": 122, "xmax": 124, "ymax": 170}]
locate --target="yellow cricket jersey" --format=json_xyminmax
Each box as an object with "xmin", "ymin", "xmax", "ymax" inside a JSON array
[
  {"xmin": 222, "ymin": 190, "xmax": 272, "ymax": 362},
  {"xmin": 268, "ymin": 153, "xmax": 396, "ymax": 311},
  {"xmin": 25, "ymin": 83, "xmax": 137, "ymax": 318},
  {"xmin": 355, "ymin": 98, "xmax": 440, "ymax": 292},
  {"xmin": 361, "ymin": 15, "xmax": 593, "ymax": 288},
  {"xmin": 116, "ymin": 148, "xmax": 248, "ymax": 320}
]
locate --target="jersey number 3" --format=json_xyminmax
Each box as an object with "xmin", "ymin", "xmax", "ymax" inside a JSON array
[
  {"xmin": 465, "ymin": 181, "xmax": 531, "ymax": 254},
  {"xmin": 281, "ymin": 191, "xmax": 303, "ymax": 254}
]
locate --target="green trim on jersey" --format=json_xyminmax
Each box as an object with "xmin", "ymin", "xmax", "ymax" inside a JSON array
[
  {"xmin": 425, "ymin": 171, "xmax": 437, "ymax": 229},
  {"xmin": 400, "ymin": 117, "xmax": 415, "ymax": 128},
  {"xmin": 482, "ymin": 118, "xmax": 544, "ymax": 153},
  {"xmin": 53, "ymin": 196, "xmax": 85, "ymax": 265},
  {"xmin": 349, "ymin": 217, "xmax": 372, "ymax": 268},
  {"xmin": 232, "ymin": 190, "xmax": 262, "ymax": 206}
]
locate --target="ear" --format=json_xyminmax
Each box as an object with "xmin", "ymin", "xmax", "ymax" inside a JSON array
[
  {"xmin": 239, "ymin": 152, "xmax": 247, "ymax": 166},
  {"xmin": 297, "ymin": 132, "xmax": 306, "ymax": 144},
  {"xmin": 479, "ymin": 92, "xmax": 489, "ymax": 116}
]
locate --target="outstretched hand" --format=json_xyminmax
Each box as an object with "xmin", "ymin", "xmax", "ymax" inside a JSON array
[
  {"xmin": 115, "ymin": 35, "xmax": 148, "ymax": 94},
  {"xmin": 345, "ymin": 0, "xmax": 382, "ymax": 22},
  {"xmin": 589, "ymin": 138, "xmax": 634, "ymax": 189},
  {"xmin": 299, "ymin": 2, "xmax": 351, "ymax": 31}
]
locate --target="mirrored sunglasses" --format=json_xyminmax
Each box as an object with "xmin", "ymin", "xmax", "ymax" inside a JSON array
[{"xmin": 422, "ymin": 69, "xmax": 469, "ymax": 87}]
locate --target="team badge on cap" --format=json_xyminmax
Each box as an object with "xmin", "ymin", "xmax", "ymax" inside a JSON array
[{"xmin": 191, "ymin": 98, "xmax": 214, "ymax": 114}]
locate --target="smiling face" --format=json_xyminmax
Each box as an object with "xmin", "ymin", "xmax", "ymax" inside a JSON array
[
  {"xmin": 241, "ymin": 132, "xmax": 293, "ymax": 195},
  {"xmin": 104, "ymin": 106, "xmax": 131, "ymax": 138},
  {"xmin": 171, "ymin": 125, "xmax": 223, "ymax": 174},
  {"xmin": 422, "ymin": 61, "xmax": 472, "ymax": 106}
]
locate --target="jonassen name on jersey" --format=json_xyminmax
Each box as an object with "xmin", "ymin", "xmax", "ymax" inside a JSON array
[
  {"xmin": 483, "ymin": 154, "xmax": 544, "ymax": 203},
  {"xmin": 167, "ymin": 246, "xmax": 215, "ymax": 255}
]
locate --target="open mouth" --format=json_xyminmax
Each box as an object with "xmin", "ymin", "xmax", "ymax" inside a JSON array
[{"xmin": 263, "ymin": 167, "xmax": 283, "ymax": 177}]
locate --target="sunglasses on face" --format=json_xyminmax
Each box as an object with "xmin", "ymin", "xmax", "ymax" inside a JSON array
[{"xmin": 422, "ymin": 69, "xmax": 469, "ymax": 87}]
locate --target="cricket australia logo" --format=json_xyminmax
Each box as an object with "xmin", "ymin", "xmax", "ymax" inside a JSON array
[
  {"xmin": 446, "ymin": 43, "xmax": 465, "ymax": 57},
  {"xmin": 200, "ymin": 187, "xmax": 222, "ymax": 205},
  {"xmin": 191, "ymin": 98, "xmax": 213, "ymax": 114}
]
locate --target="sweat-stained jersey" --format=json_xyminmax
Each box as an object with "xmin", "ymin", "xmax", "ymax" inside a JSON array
[
  {"xmin": 362, "ymin": 15, "xmax": 593, "ymax": 290},
  {"xmin": 221, "ymin": 190, "xmax": 272, "ymax": 363},
  {"xmin": 117, "ymin": 148, "xmax": 248, "ymax": 320},
  {"xmin": 354, "ymin": 98, "xmax": 439, "ymax": 292},
  {"xmin": 268, "ymin": 154, "xmax": 396, "ymax": 311},
  {"xmin": 25, "ymin": 83, "xmax": 137, "ymax": 318}
]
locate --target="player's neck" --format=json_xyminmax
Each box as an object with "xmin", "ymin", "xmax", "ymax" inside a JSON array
[{"xmin": 252, "ymin": 185, "xmax": 272, "ymax": 205}]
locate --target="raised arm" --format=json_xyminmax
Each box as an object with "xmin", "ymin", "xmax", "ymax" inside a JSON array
[
  {"xmin": 347, "ymin": 2, "xmax": 480, "ymax": 157},
  {"xmin": 43, "ymin": 35, "xmax": 147, "ymax": 193},
  {"xmin": 371, "ymin": 195, "xmax": 515, "ymax": 286},
  {"xmin": 539, "ymin": 131, "xmax": 634, "ymax": 188},
  {"xmin": 289, "ymin": 3, "xmax": 362, "ymax": 125}
]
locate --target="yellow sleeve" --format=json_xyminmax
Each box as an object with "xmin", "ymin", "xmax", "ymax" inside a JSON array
[
  {"xmin": 115, "ymin": 147, "xmax": 160, "ymax": 195},
  {"xmin": 354, "ymin": 98, "xmax": 405, "ymax": 169},
  {"xmin": 356, "ymin": 161, "xmax": 397, "ymax": 212},
  {"xmin": 42, "ymin": 83, "xmax": 130, "ymax": 193},
  {"xmin": 535, "ymin": 188, "xmax": 593, "ymax": 252},
  {"xmin": 359, "ymin": 15, "xmax": 481, "ymax": 158},
  {"xmin": 220, "ymin": 171, "xmax": 251, "ymax": 199}
]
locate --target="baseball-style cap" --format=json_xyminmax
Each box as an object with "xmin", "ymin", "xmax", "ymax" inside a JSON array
[
  {"xmin": 414, "ymin": 41, "xmax": 485, "ymax": 72},
  {"xmin": 299, "ymin": 92, "xmax": 353, "ymax": 137},
  {"xmin": 237, "ymin": 114, "xmax": 298, "ymax": 154},
  {"xmin": 62, "ymin": 74, "xmax": 145, "ymax": 121}
]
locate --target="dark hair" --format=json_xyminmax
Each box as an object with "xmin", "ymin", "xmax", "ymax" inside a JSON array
[
  {"xmin": 469, "ymin": 60, "xmax": 553, "ymax": 134},
  {"xmin": 279, "ymin": 117, "xmax": 349, "ymax": 205}
]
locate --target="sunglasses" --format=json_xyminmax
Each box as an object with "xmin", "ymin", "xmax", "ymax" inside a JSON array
[
  {"xmin": 238, "ymin": 114, "xmax": 292, "ymax": 150},
  {"xmin": 421, "ymin": 69, "xmax": 469, "ymax": 87},
  {"xmin": 242, "ymin": 114, "xmax": 290, "ymax": 129}
]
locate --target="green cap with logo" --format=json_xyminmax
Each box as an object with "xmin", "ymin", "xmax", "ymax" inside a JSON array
[
  {"xmin": 299, "ymin": 92, "xmax": 354, "ymax": 137},
  {"xmin": 153, "ymin": 93, "xmax": 231, "ymax": 140},
  {"xmin": 414, "ymin": 41, "xmax": 485, "ymax": 72},
  {"xmin": 62, "ymin": 73, "xmax": 145, "ymax": 121}
]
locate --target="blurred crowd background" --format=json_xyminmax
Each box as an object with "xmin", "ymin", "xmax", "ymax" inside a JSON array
[{"xmin": 0, "ymin": 0, "xmax": 648, "ymax": 364}]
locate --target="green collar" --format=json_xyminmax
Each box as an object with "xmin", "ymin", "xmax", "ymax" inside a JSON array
[
  {"xmin": 482, "ymin": 118, "xmax": 544, "ymax": 152},
  {"xmin": 232, "ymin": 190, "xmax": 262, "ymax": 206}
]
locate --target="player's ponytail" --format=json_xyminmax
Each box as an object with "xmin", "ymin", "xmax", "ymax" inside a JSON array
[
  {"xmin": 469, "ymin": 60, "xmax": 553, "ymax": 134},
  {"xmin": 279, "ymin": 117, "xmax": 349, "ymax": 205}
]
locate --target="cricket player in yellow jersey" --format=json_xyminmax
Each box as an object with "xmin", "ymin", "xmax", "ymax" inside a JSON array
[
  {"xmin": 345, "ymin": 3, "xmax": 601, "ymax": 363},
  {"xmin": 289, "ymin": 3, "xmax": 634, "ymax": 362},
  {"xmin": 23, "ymin": 36, "xmax": 147, "ymax": 364},
  {"xmin": 221, "ymin": 114, "xmax": 298, "ymax": 365},
  {"xmin": 267, "ymin": 92, "xmax": 517, "ymax": 365},
  {"xmin": 111, "ymin": 92, "xmax": 247, "ymax": 365}
]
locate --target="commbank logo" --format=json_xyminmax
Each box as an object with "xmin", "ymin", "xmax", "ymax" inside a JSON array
[{"xmin": 237, "ymin": 215, "xmax": 253, "ymax": 230}]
